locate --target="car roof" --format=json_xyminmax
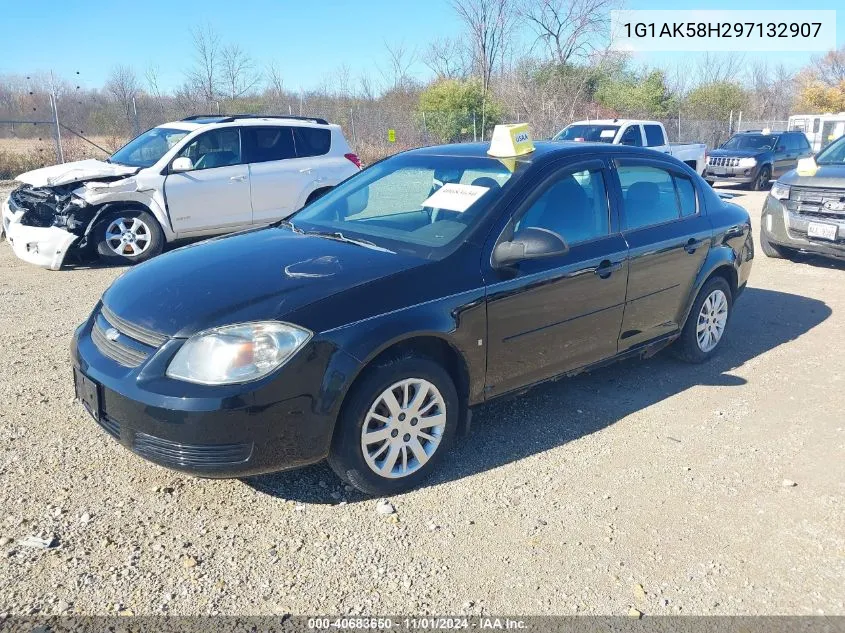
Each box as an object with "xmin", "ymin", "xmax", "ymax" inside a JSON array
[
  {"xmin": 407, "ymin": 140, "xmax": 665, "ymax": 165},
  {"xmin": 568, "ymin": 119, "xmax": 661, "ymax": 126},
  {"xmin": 158, "ymin": 116, "xmax": 334, "ymax": 131}
]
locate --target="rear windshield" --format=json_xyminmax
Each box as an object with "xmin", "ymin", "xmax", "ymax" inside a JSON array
[
  {"xmin": 721, "ymin": 134, "xmax": 778, "ymax": 151},
  {"xmin": 554, "ymin": 124, "xmax": 619, "ymax": 143}
]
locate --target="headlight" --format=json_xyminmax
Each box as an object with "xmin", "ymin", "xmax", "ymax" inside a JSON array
[
  {"xmin": 737, "ymin": 157, "xmax": 757, "ymax": 168},
  {"xmin": 770, "ymin": 181, "xmax": 790, "ymax": 200},
  {"xmin": 166, "ymin": 321, "xmax": 312, "ymax": 385}
]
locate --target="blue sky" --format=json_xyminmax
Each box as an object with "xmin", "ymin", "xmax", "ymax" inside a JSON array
[{"xmin": 1, "ymin": 0, "xmax": 840, "ymax": 92}]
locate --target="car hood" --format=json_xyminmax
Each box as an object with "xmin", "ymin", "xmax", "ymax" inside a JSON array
[
  {"xmin": 15, "ymin": 159, "xmax": 138, "ymax": 187},
  {"xmin": 778, "ymin": 164, "xmax": 845, "ymax": 187},
  {"xmin": 102, "ymin": 226, "xmax": 423, "ymax": 338},
  {"xmin": 708, "ymin": 149, "xmax": 765, "ymax": 159}
]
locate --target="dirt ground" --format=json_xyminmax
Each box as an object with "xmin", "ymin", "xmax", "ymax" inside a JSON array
[{"xmin": 0, "ymin": 182, "xmax": 843, "ymax": 616}]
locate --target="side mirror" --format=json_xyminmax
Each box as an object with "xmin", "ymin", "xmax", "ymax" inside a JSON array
[
  {"xmin": 492, "ymin": 227, "xmax": 568, "ymax": 267},
  {"xmin": 171, "ymin": 156, "xmax": 193, "ymax": 172}
]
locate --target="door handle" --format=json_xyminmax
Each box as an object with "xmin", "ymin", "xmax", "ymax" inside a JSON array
[
  {"xmin": 594, "ymin": 259, "xmax": 623, "ymax": 279},
  {"xmin": 229, "ymin": 175, "xmax": 246, "ymax": 182},
  {"xmin": 684, "ymin": 238, "xmax": 702, "ymax": 254}
]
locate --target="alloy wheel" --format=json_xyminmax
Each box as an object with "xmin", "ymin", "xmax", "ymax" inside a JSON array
[
  {"xmin": 696, "ymin": 289, "xmax": 729, "ymax": 352},
  {"xmin": 360, "ymin": 378, "xmax": 447, "ymax": 479},
  {"xmin": 105, "ymin": 217, "xmax": 152, "ymax": 257}
]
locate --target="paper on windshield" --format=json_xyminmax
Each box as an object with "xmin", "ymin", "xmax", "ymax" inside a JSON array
[
  {"xmin": 421, "ymin": 183, "xmax": 489, "ymax": 212},
  {"xmin": 600, "ymin": 129, "xmax": 616, "ymax": 138}
]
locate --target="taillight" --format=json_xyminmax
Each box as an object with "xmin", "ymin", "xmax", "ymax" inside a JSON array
[{"xmin": 344, "ymin": 153, "xmax": 362, "ymax": 169}]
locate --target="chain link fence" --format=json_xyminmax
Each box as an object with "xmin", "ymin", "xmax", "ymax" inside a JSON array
[{"xmin": 0, "ymin": 96, "xmax": 792, "ymax": 179}]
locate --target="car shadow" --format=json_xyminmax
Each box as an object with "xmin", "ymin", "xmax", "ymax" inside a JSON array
[{"xmin": 244, "ymin": 287, "xmax": 830, "ymax": 504}]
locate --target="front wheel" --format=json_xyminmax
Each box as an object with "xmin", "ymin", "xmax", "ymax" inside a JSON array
[
  {"xmin": 672, "ymin": 277, "xmax": 733, "ymax": 363},
  {"xmin": 95, "ymin": 209, "xmax": 163, "ymax": 265},
  {"xmin": 327, "ymin": 356, "xmax": 459, "ymax": 495},
  {"xmin": 753, "ymin": 166, "xmax": 771, "ymax": 191}
]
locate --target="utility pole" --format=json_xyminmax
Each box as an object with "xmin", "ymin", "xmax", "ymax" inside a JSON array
[{"xmin": 49, "ymin": 92, "xmax": 64, "ymax": 164}]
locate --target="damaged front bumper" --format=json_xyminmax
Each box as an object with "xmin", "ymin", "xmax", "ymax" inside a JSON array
[{"xmin": 2, "ymin": 195, "xmax": 79, "ymax": 270}]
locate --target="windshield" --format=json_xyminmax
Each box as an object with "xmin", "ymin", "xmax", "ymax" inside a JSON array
[
  {"xmin": 816, "ymin": 135, "xmax": 845, "ymax": 165},
  {"xmin": 291, "ymin": 154, "xmax": 518, "ymax": 256},
  {"xmin": 554, "ymin": 124, "xmax": 619, "ymax": 143},
  {"xmin": 721, "ymin": 134, "xmax": 778, "ymax": 151},
  {"xmin": 110, "ymin": 127, "xmax": 190, "ymax": 167}
]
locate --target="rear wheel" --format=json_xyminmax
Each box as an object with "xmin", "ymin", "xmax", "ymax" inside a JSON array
[
  {"xmin": 672, "ymin": 277, "xmax": 733, "ymax": 363},
  {"xmin": 327, "ymin": 356, "xmax": 458, "ymax": 496},
  {"xmin": 95, "ymin": 209, "xmax": 163, "ymax": 265}
]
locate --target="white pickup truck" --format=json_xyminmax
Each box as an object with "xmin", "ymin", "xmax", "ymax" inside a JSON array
[{"xmin": 554, "ymin": 119, "xmax": 707, "ymax": 175}]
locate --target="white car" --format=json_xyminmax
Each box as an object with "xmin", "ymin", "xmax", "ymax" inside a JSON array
[
  {"xmin": 1, "ymin": 115, "xmax": 361, "ymax": 269},
  {"xmin": 554, "ymin": 119, "xmax": 707, "ymax": 175}
]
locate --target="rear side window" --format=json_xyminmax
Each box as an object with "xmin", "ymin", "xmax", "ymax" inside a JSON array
[
  {"xmin": 294, "ymin": 127, "xmax": 331, "ymax": 157},
  {"xmin": 618, "ymin": 164, "xmax": 688, "ymax": 229},
  {"xmin": 643, "ymin": 125, "xmax": 665, "ymax": 147},
  {"xmin": 243, "ymin": 127, "xmax": 296, "ymax": 163},
  {"xmin": 674, "ymin": 175, "xmax": 697, "ymax": 217}
]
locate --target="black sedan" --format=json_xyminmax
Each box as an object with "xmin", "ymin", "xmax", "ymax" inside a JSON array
[{"xmin": 71, "ymin": 140, "xmax": 754, "ymax": 495}]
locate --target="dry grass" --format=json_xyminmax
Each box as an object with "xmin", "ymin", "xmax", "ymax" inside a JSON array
[{"xmin": 0, "ymin": 135, "xmax": 122, "ymax": 180}]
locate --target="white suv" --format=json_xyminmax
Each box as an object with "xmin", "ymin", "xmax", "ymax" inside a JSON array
[{"xmin": 1, "ymin": 115, "xmax": 361, "ymax": 269}]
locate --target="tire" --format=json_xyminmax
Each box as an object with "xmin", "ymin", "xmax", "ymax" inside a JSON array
[
  {"xmin": 753, "ymin": 166, "xmax": 771, "ymax": 191},
  {"xmin": 760, "ymin": 230, "xmax": 788, "ymax": 259},
  {"xmin": 672, "ymin": 276, "xmax": 733, "ymax": 364},
  {"xmin": 327, "ymin": 355, "xmax": 459, "ymax": 496},
  {"xmin": 94, "ymin": 209, "xmax": 163, "ymax": 265}
]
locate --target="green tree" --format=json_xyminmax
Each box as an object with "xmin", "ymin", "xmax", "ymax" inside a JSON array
[
  {"xmin": 595, "ymin": 70, "xmax": 676, "ymax": 119},
  {"xmin": 683, "ymin": 81, "xmax": 747, "ymax": 122},
  {"xmin": 418, "ymin": 79, "xmax": 503, "ymax": 143}
]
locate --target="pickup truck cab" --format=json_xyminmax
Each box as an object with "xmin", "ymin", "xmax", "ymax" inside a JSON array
[{"xmin": 554, "ymin": 119, "xmax": 707, "ymax": 175}]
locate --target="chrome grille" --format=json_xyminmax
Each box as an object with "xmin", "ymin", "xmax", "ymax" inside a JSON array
[
  {"xmin": 133, "ymin": 432, "xmax": 253, "ymax": 469},
  {"xmin": 708, "ymin": 157, "xmax": 740, "ymax": 167},
  {"xmin": 101, "ymin": 305, "xmax": 168, "ymax": 347},
  {"xmin": 788, "ymin": 186, "xmax": 845, "ymax": 217},
  {"xmin": 91, "ymin": 320, "xmax": 149, "ymax": 367}
]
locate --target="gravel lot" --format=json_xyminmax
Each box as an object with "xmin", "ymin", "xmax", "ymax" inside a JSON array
[{"xmin": 0, "ymin": 182, "xmax": 843, "ymax": 617}]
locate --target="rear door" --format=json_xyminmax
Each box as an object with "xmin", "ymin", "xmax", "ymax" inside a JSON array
[
  {"xmin": 243, "ymin": 126, "xmax": 313, "ymax": 224},
  {"xmin": 484, "ymin": 158, "xmax": 629, "ymax": 397},
  {"xmin": 164, "ymin": 127, "xmax": 252, "ymax": 234},
  {"xmin": 613, "ymin": 158, "xmax": 711, "ymax": 351}
]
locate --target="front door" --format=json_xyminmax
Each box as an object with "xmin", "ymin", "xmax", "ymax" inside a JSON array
[
  {"xmin": 164, "ymin": 127, "xmax": 251, "ymax": 235},
  {"xmin": 613, "ymin": 158, "xmax": 711, "ymax": 351},
  {"xmin": 484, "ymin": 159, "xmax": 629, "ymax": 398}
]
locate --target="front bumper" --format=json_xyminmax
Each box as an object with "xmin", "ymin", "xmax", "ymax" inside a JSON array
[
  {"xmin": 761, "ymin": 195, "xmax": 845, "ymax": 259},
  {"xmin": 70, "ymin": 305, "xmax": 357, "ymax": 477},
  {"xmin": 2, "ymin": 197, "xmax": 78, "ymax": 270},
  {"xmin": 704, "ymin": 163, "xmax": 760, "ymax": 184}
]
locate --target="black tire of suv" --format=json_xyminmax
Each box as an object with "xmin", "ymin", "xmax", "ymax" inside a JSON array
[
  {"xmin": 327, "ymin": 356, "xmax": 459, "ymax": 496},
  {"xmin": 94, "ymin": 209, "xmax": 164, "ymax": 266},
  {"xmin": 753, "ymin": 166, "xmax": 771, "ymax": 191},
  {"xmin": 760, "ymin": 230, "xmax": 789, "ymax": 259},
  {"xmin": 671, "ymin": 276, "xmax": 733, "ymax": 364}
]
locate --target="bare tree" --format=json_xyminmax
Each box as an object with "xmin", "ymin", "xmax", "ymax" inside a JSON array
[
  {"xmin": 105, "ymin": 65, "xmax": 139, "ymax": 132},
  {"xmin": 811, "ymin": 45, "xmax": 845, "ymax": 86},
  {"xmin": 519, "ymin": 0, "xmax": 620, "ymax": 66},
  {"xmin": 221, "ymin": 43, "xmax": 261, "ymax": 101},
  {"xmin": 186, "ymin": 24, "xmax": 222, "ymax": 103},
  {"xmin": 422, "ymin": 37, "xmax": 470, "ymax": 80},
  {"xmin": 381, "ymin": 41, "xmax": 417, "ymax": 91},
  {"xmin": 451, "ymin": 0, "xmax": 518, "ymax": 93}
]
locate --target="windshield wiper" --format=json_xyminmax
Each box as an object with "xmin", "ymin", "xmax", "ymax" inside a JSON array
[
  {"xmin": 279, "ymin": 220, "xmax": 304, "ymax": 234},
  {"xmin": 304, "ymin": 230, "xmax": 395, "ymax": 254}
]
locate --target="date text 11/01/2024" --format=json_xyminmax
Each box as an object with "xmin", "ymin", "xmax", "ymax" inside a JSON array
[
  {"xmin": 307, "ymin": 618, "xmax": 527, "ymax": 630},
  {"xmin": 622, "ymin": 22, "xmax": 822, "ymax": 38}
]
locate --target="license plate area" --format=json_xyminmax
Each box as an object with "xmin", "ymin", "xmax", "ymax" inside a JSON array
[
  {"xmin": 807, "ymin": 221, "xmax": 838, "ymax": 241},
  {"xmin": 74, "ymin": 367, "xmax": 101, "ymax": 421}
]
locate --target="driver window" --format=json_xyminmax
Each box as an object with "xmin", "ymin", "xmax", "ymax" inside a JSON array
[
  {"xmin": 620, "ymin": 126, "xmax": 643, "ymax": 147},
  {"xmin": 516, "ymin": 166, "xmax": 610, "ymax": 245},
  {"xmin": 177, "ymin": 128, "xmax": 242, "ymax": 170}
]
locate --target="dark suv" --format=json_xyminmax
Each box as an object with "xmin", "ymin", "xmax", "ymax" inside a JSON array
[{"xmin": 704, "ymin": 130, "xmax": 813, "ymax": 190}]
